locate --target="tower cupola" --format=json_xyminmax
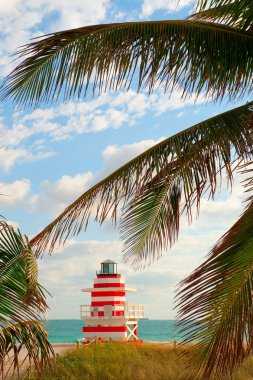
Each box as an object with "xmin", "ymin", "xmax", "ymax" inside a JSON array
[{"xmin": 99, "ymin": 259, "xmax": 117, "ymax": 275}]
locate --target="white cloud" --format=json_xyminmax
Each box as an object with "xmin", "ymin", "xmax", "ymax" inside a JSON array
[
  {"xmin": 0, "ymin": 179, "xmax": 30, "ymax": 207},
  {"xmin": 47, "ymin": 0, "xmax": 110, "ymax": 32},
  {"xmin": 20, "ymin": 92, "xmax": 144, "ymax": 141},
  {"xmin": 0, "ymin": 148, "xmax": 28, "ymax": 171},
  {"xmin": 0, "ymin": 120, "xmax": 33, "ymax": 146},
  {"xmin": 0, "ymin": 147, "xmax": 54, "ymax": 171},
  {"xmin": 0, "ymin": 0, "xmax": 110, "ymax": 76},
  {"xmin": 111, "ymin": 92, "xmax": 150, "ymax": 117},
  {"xmin": 4, "ymin": 89, "xmax": 205, "ymax": 148},
  {"xmin": 150, "ymin": 91, "xmax": 205, "ymax": 115},
  {"xmin": 141, "ymin": 0, "xmax": 194, "ymax": 18},
  {"xmin": 30, "ymin": 171, "xmax": 94, "ymax": 216},
  {"xmin": 0, "ymin": 85, "xmax": 207, "ymax": 173},
  {"xmin": 100, "ymin": 138, "xmax": 164, "ymax": 178},
  {"xmin": 0, "ymin": 0, "xmax": 19, "ymax": 14}
]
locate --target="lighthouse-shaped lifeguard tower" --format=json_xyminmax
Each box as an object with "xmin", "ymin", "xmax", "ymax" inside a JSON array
[{"xmin": 80, "ymin": 259, "xmax": 144, "ymax": 342}]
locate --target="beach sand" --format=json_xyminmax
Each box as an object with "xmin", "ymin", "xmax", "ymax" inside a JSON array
[
  {"xmin": 3, "ymin": 343, "xmax": 76, "ymax": 379},
  {"xmin": 50, "ymin": 342, "xmax": 76, "ymax": 353}
]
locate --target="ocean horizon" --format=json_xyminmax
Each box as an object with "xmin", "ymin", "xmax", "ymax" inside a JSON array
[{"xmin": 42, "ymin": 319, "xmax": 182, "ymax": 343}]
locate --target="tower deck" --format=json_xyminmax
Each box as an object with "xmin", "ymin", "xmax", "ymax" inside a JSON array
[{"xmin": 80, "ymin": 303, "xmax": 144, "ymax": 322}]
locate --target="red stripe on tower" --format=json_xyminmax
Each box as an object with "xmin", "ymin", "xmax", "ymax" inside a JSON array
[
  {"xmin": 91, "ymin": 301, "xmax": 125, "ymax": 306},
  {"xmin": 83, "ymin": 326, "xmax": 127, "ymax": 333},
  {"xmin": 97, "ymin": 274, "xmax": 121, "ymax": 278},
  {"xmin": 90, "ymin": 311, "xmax": 124, "ymax": 317},
  {"xmin": 91, "ymin": 291, "xmax": 125, "ymax": 297},
  {"xmin": 94, "ymin": 283, "xmax": 125, "ymax": 288}
]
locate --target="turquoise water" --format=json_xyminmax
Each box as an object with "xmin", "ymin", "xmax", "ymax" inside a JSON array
[{"xmin": 42, "ymin": 320, "xmax": 182, "ymax": 343}]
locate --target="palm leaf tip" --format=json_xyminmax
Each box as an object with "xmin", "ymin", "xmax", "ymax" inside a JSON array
[{"xmin": 1, "ymin": 20, "xmax": 253, "ymax": 106}]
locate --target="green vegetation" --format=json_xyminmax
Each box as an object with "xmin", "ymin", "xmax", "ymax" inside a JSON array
[
  {"xmin": 30, "ymin": 344, "xmax": 201, "ymax": 380},
  {"xmin": 2, "ymin": 0, "xmax": 253, "ymax": 378},
  {"xmin": 29, "ymin": 343, "xmax": 253, "ymax": 380},
  {"xmin": 0, "ymin": 222, "xmax": 53, "ymax": 378}
]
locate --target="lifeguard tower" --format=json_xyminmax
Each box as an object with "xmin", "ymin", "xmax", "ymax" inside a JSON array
[{"xmin": 80, "ymin": 259, "xmax": 144, "ymax": 342}]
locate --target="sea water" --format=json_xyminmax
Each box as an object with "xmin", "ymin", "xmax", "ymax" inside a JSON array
[{"xmin": 42, "ymin": 320, "xmax": 183, "ymax": 343}]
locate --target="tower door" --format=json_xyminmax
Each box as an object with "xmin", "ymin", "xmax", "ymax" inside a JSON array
[
  {"xmin": 104, "ymin": 305, "xmax": 113, "ymax": 317},
  {"xmin": 93, "ymin": 307, "xmax": 98, "ymax": 317}
]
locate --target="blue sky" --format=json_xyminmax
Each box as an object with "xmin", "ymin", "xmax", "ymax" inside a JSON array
[{"xmin": 0, "ymin": 0, "xmax": 249, "ymax": 320}]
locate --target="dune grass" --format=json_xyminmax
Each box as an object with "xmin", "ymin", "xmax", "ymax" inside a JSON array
[{"xmin": 29, "ymin": 343, "xmax": 253, "ymax": 380}]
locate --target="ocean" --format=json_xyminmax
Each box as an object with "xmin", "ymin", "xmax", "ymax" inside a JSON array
[{"xmin": 42, "ymin": 320, "xmax": 182, "ymax": 343}]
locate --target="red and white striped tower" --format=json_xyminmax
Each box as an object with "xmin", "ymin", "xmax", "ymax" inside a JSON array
[{"xmin": 80, "ymin": 259, "xmax": 144, "ymax": 342}]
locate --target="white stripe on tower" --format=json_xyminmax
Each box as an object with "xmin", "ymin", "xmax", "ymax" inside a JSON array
[
  {"xmin": 91, "ymin": 296, "xmax": 126, "ymax": 302},
  {"xmin": 94, "ymin": 276, "xmax": 125, "ymax": 285}
]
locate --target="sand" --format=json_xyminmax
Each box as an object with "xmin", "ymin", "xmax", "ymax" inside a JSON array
[
  {"xmin": 3, "ymin": 343, "xmax": 76, "ymax": 379},
  {"xmin": 50, "ymin": 342, "xmax": 76, "ymax": 354}
]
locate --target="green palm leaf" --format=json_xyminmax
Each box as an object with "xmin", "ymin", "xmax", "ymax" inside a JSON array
[
  {"xmin": 0, "ymin": 223, "xmax": 48, "ymax": 322},
  {"xmin": 0, "ymin": 222, "xmax": 53, "ymax": 378},
  {"xmin": 176, "ymin": 193, "xmax": 253, "ymax": 379},
  {"xmin": 191, "ymin": 0, "xmax": 253, "ymax": 31},
  {"xmin": 1, "ymin": 20, "xmax": 253, "ymax": 106},
  {"xmin": 30, "ymin": 103, "xmax": 253, "ymax": 263}
]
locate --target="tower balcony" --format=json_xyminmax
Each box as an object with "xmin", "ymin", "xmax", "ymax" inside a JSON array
[{"xmin": 80, "ymin": 303, "xmax": 144, "ymax": 321}]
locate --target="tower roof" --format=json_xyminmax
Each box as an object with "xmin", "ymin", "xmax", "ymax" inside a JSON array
[{"xmin": 101, "ymin": 259, "xmax": 116, "ymax": 264}]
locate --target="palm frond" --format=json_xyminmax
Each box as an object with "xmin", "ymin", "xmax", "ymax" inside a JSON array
[
  {"xmin": 191, "ymin": 0, "xmax": 253, "ymax": 31},
  {"xmin": 0, "ymin": 222, "xmax": 53, "ymax": 378},
  {"xmin": 121, "ymin": 104, "xmax": 253, "ymax": 268},
  {"xmin": 176, "ymin": 192, "xmax": 253, "ymax": 379},
  {"xmin": 1, "ymin": 20, "xmax": 253, "ymax": 106},
  {"xmin": 0, "ymin": 320, "xmax": 53, "ymax": 379},
  {"xmin": 0, "ymin": 223, "xmax": 48, "ymax": 322},
  {"xmin": 30, "ymin": 103, "xmax": 253, "ymax": 263}
]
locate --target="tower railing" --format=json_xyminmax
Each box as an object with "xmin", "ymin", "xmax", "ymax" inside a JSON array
[
  {"xmin": 96, "ymin": 271, "xmax": 119, "ymax": 276},
  {"xmin": 80, "ymin": 305, "xmax": 91, "ymax": 318},
  {"xmin": 126, "ymin": 304, "xmax": 145, "ymax": 319},
  {"xmin": 80, "ymin": 304, "xmax": 144, "ymax": 320}
]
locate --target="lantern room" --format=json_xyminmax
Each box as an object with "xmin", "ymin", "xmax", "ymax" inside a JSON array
[{"xmin": 97, "ymin": 259, "xmax": 117, "ymax": 275}]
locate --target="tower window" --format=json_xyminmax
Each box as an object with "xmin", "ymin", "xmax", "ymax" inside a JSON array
[{"xmin": 100, "ymin": 260, "xmax": 117, "ymax": 274}]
